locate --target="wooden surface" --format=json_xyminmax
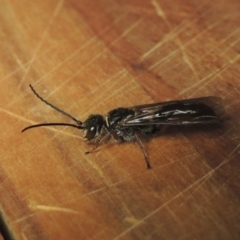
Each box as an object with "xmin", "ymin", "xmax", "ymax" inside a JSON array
[{"xmin": 1, "ymin": 0, "xmax": 240, "ymax": 239}]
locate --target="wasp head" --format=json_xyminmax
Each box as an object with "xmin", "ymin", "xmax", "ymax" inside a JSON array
[{"xmin": 82, "ymin": 114, "xmax": 105, "ymax": 141}]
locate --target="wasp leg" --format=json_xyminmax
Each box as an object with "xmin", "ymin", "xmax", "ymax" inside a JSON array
[
  {"xmin": 85, "ymin": 132, "xmax": 111, "ymax": 154},
  {"xmin": 134, "ymin": 131, "xmax": 152, "ymax": 169}
]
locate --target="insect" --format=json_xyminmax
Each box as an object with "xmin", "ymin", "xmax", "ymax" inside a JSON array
[{"xmin": 22, "ymin": 85, "xmax": 224, "ymax": 169}]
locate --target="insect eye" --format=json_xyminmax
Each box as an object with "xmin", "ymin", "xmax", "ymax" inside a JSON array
[{"xmin": 84, "ymin": 126, "xmax": 96, "ymax": 140}]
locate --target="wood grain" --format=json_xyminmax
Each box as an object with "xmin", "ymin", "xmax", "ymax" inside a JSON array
[{"xmin": 0, "ymin": 0, "xmax": 240, "ymax": 239}]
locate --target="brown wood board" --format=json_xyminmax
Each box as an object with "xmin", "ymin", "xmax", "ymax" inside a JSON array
[{"xmin": 0, "ymin": 0, "xmax": 240, "ymax": 239}]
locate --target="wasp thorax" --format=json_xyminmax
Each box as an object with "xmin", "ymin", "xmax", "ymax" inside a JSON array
[
  {"xmin": 106, "ymin": 108, "xmax": 135, "ymax": 127},
  {"xmin": 83, "ymin": 114, "xmax": 104, "ymax": 141}
]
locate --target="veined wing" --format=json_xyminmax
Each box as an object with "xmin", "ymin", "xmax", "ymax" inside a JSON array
[{"xmin": 121, "ymin": 97, "xmax": 224, "ymax": 126}]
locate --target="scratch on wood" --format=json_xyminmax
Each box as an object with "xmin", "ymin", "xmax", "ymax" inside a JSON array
[
  {"xmin": 151, "ymin": 0, "xmax": 199, "ymax": 79},
  {"xmin": 113, "ymin": 156, "xmax": 236, "ymax": 240},
  {"xmin": 151, "ymin": 0, "xmax": 168, "ymax": 22},
  {"xmin": 141, "ymin": 17, "xmax": 221, "ymax": 63},
  {"xmin": 20, "ymin": 224, "xmax": 35, "ymax": 240},
  {"xmin": 180, "ymin": 69, "xmax": 218, "ymax": 95},
  {"xmin": 220, "ymin": 27, "xmax": 240, "ymax": 46},
  {"xmin": 146, "ymin": 19, "xmax": 222, "ymax": 70},
  {"xmin": 0, "ymin": 107, "xmax": 32, "ymax": 123},
  {"xmin": 139, "ymin": 23, "xmax": 184, "ymax": 61},
  {"xmin": 124, "ymin": 216, "xmax": 143, "ymax": 225},
  {"xmin": 29, "ymin": 202, "xmax": 79, "ymax": 215},
  {"xmin": 140, "ymin": 0, "xmax": 187, "ymax": 61},
  {"xmin": 181, "ymin": 45, "xmax": 199, "ymax": 79},
  {"xmin": 182, "ymin": 143, "xmax": 240, "ymax": 207},
  {"xmin": 82, "ymin": 71, "xmax": 129, "ymax": 112},
  {"xmin": 8, "ymin": 15, "xmax": 126, "ymax": 108},
  {"xmin": 42, "ymin": 15, "xmax": 129, "ymax": 100},
  {"xmin": 0, "ymin": 106, "xmax": 82, "ymax": 140},
  {"xmin": 180, "ymin": 63, "xmax": 226, "ymax": 96},
  {"xmin": 14, "ymin": 0, "xmax": 64, "ymax": 98},
  {"xmin": 120, "ymin": 18, "xmax": 143, "ymax": 38},
  {"xmin": 5, "ymin": 15, "xmax": 125, "ymax": 95},
  {"xmin": 204, "ymin": 168, "xmax": 240, "ymax": 208},
  {"xmin": 21, "ymin": 232, "xmax": 28, "ymax": 240},
  {"xmin": 12, "ymin": 214, "xmax": 36, "ymax": 224},
  {"xmin": 9, "ymin": 49, "xmax": 28, "ymax": 72}
]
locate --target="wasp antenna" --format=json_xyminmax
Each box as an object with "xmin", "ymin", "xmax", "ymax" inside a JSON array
[
  {"xmin": 29, "ymin": 84, "xmax": 83, "ymax": 126},
  {"xmin": 22, "ymin": 122, "xmax": 84, "ymax": 132}
]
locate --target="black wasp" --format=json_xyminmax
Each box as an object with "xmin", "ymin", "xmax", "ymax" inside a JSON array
[{"xmin": 22, "ymin": 85, "xmax": 224, "ymax": 169}]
